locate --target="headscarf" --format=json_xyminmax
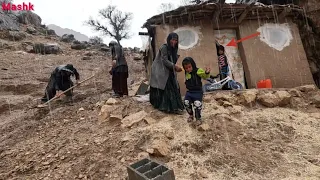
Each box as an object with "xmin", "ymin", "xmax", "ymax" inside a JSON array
[
  {"xmin": 108, "ymin": 41, "xmax": 118, "ymax": 47},
  {"xmin": 215, "ymin": 41, "xmax": 225, "ymax": 56},
  {"xmin": 57, "ymin": 64, "xmax": 74, "ymax": 78},
  {"xmin": 218, "ymin": 45, "xmax": 225, "ymax": 52},
  {"xmin": 166, "ymin": 32, "xmax": 179, "ymax": 64},
  {"xmin": 58, "ymin": 64, "xmax": 74, "ymax": 73},
  {"xmin": 109, "ymin": 41, "xmax": 118, "ymax": 60},
  {"xmin": 182, "ymin": 57, "xmax": 198, "ymax": 74}
]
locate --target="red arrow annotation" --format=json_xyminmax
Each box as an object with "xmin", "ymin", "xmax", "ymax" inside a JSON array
[{"xmin": 226, "ymin": 32, "xmax": 260, "ymax": 47}]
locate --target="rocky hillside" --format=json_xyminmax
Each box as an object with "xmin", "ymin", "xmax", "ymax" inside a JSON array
[
  {"xmin": 1, "ymin": 4, "xmax": 320, "ymax": 180},
  {"xmin": 47, "ymin": 24, "xmax": 89, "ymax": 42}
]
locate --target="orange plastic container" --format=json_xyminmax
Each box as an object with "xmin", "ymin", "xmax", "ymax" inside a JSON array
[{"xmin": 257, "ymin": 79, "xmax": 272, "ymax": 88}]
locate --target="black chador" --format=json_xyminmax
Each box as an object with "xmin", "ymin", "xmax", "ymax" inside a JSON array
[{"xmin": 41, "ymin": 64, "xmax": 80, "ymax": 102}]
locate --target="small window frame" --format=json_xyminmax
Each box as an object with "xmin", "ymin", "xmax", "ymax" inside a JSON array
[{"xmin": 173, "ymin": 27, "xmax": 199, "ymax": 50}]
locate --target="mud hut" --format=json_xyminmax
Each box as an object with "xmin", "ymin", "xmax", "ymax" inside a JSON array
[{"xmin": 140, "ymin": 1, "xmax": 315, "ymax": 94}]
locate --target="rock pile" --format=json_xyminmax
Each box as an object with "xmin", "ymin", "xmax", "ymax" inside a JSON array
[
  {"xmin": 205, "ymin": 85, "xmax": 320, "ymax": 108},
  {"xmin": 96, "ymin": 85, "xmax": 319, "ymax": 160},
  {"xmin": 61, "ymin": 34, "xmax": 76, "ymax": 43}
]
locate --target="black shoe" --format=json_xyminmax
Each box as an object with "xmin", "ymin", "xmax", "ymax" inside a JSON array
[
  {"xmin": 173, "ymin": 109, "xmax": 184, "ymax": 115},
  {"xmin": 187, "ymin": 116, "xmax": 194, "ymax": 122},
  {"xmin": 195, "ymin": 119, "xmax": 202, "ymax": 126},
  {"xmin": 41, "ymin": 97, "xmax": 48, "ymax": 103}
]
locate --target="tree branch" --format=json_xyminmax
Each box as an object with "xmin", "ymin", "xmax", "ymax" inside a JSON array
[{"xmin": 85, "ymin": 5, "xmax": 133, "ymax": 44}]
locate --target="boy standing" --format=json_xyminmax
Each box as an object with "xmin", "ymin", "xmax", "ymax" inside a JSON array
[{"xmin": 182, "ymin": 57, "xmax": 211, "ymax": 125}]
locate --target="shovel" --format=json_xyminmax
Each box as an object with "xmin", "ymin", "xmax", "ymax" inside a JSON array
[{"xmin": 37, "ymin": 74, "xmax": 96, "ymax": 108}]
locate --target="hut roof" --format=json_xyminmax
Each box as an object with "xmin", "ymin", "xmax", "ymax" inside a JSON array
[{"xmin": 142, "ymin": 1, "xmax": 303, "ymax": 29}]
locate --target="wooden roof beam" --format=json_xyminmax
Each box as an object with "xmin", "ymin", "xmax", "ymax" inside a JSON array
[
  {"xmin": 224, "ymin": 16, "xmax": 235, "ymax": 24},
  {"xmin": 238, "ymin": 3, "xmax": 255, "ymax": 24},
  {"xmin": 278, "ymin": 7, "xmax": 291, "ymax": 21},
  {"xmin": 212, "ymin": 0, "xmax": 225, "ymax": 23}
]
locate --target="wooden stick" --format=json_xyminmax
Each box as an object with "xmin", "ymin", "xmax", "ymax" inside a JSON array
[{"xmin": 40, "ymin": 74, "xmax": 96, "ymax": 106}]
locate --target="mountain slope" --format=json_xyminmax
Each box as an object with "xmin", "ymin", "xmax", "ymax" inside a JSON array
[{"xmin": 47, "ymin": 24, "xmax": 89, "ymax": 42}]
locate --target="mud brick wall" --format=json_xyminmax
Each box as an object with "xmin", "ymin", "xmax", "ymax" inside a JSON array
[
  {"xmin": 239, "ymin": 19, "xmax": 314, "ymax": 88},
  {"xmin": 154, "ymin": 20, "xmax": 218, "ymax": 95},
  {"xmin": 152, "ymin": 17, "xmax": 314, "ymax": 93}
]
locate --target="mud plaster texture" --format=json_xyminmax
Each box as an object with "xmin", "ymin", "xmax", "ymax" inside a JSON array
[{"xmin": 153, "ymin": 18, "xmax": 314, "ymax": 93}]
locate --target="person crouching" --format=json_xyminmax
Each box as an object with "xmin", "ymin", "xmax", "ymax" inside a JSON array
[{"xmin": 41, "ymin": 64, "xmax": 80, "ymax": 103}]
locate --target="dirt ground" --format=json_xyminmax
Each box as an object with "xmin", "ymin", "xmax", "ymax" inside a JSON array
[{"xmin": 1, "ymin": 35, "xmax": 320, "ymax": 180}]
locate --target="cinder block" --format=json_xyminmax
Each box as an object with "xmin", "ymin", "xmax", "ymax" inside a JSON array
[{"xmin": 127, "ymin": 158, "xmax": 175, "ymax": 180}]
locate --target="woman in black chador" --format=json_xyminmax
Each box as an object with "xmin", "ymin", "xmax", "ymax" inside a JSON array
[
  {"xmin": 149, "ymin": 33, "xmax": 184, "ymax": 114},
  {"xmin": 41, "ymin": 64, "xmax": 80, "ymax": 103},
  {"xmin": 109, "ymin": 41, "xmax": 129, "ymax": 97}
]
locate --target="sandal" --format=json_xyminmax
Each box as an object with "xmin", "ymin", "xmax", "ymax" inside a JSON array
[{"xmin": 187, "ymin": 116, "xmax": 194, "ymax": 123}]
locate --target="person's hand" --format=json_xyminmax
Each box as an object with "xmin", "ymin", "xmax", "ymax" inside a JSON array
[
  {"xmin": 175, "ymin": 65, "xmax": 182, "ymax": 72},
  {"xmin": 112, "ymin": 60, "xmax": 116, "ymax": 67},
  {"xmin": 55, "ymin": 90, "xmax": 64, "ymax": 98},
  {"xmin": 205, "ymin": 67, "xmax": 211, "ymax": 73}
]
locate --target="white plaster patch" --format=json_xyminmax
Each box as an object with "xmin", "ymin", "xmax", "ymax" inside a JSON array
[
  {"xmin": 173, "ymin": 26, "xmax": 201, "ymax": 50},
  {"xmin": 257, "ymin": 23, "xmax": 293, "ymax": 51}
]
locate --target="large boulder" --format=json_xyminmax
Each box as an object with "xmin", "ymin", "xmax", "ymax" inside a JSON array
[
  {"xmin": 148, "ymin": 139, "xmax": 170, "ymax": 157},
  {"xmin": 100, "ymin": 45, "xmax": 110, "ymax": 52},
  {"xmin": 32, "ymin": 43, "xmax": 62, "ymax": 54},
  {"xmin": 71, "ymin": 40, "xmax": 87, "ymax": 50},
  {"xmin": 0, "ymin": 11, "xmax": 20, "ymax": 30},
  {"xmin": 257, "ymin": 90, "xmax": 292, "ymax": 107},
  {"xmin": 257, "ymin": 92, "xmax": 279, "ymax": 108},
  {"xmin": 45, "ymin": 29, "xmax": 56, "ymax": 36},
  {"xmin": 133, "ymin": 47, "xmax": 140, "ymax": 53},
  {"xmin": 121, "ymin": 110, "xmax": 148, "ymax": 128},
  {"xmin": 26, "ymin": 26, "xmax": 37, "ymax": 34},
  {"xmin": 61, "ymin": 34, "xmax": 75, "ymax": 43},
  {"xmin": 311, "ymin": 92, "xmax": 320, "ymax": 108},
  {"xmin": 8, "ymin": 31, "xmax": 26, "ymax": 41},
  {"xmin": 134, "ymin": 54, "xmax": 142, "ymax": 61},
  {"xmin": 17, "ymin": 11, "xmax": 42, "ymax": 27},
  {"xmin": 274, "ymin": 91, "xmax": 292, "ymax": 106},
  {"xmin": 0, "ymin": 40, "xmax": 15, "ymax": 50},
  {"xmin": 296, "ymin": 85, "xmax": 317, "ymax": 92},
  {"xmin": 237, "ymin": 89, "xmax": 258, "ymax": 106}
]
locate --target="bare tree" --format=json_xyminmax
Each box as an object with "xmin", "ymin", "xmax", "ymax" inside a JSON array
[
  {"xmin": 158, "ymin": 3, "xmax": 176, "ymax": 13},
  {"xmin": 85, "ymin": 5, "xmax": 133, "ymax": 45},
  {"xmin": 89, "ymin": 36, "xmax": 104, "ymax": 45}
]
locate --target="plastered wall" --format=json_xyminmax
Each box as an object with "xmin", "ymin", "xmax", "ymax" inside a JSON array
[
  {"xmin": 154, "ymin": 20, "xmax": 219, "ymax": 95},
  {"xmin": 152, "ymin": 18, "xmax": 314, "ymax": 94},
  {"xmin": 239, "ymin": 19, "xmax": 314, "ymax": 88}
]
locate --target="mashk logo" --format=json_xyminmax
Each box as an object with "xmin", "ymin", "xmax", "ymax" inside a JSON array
[{"xmin": 2, "ymin": 2, "xmax": 34, "ymax": 11}]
